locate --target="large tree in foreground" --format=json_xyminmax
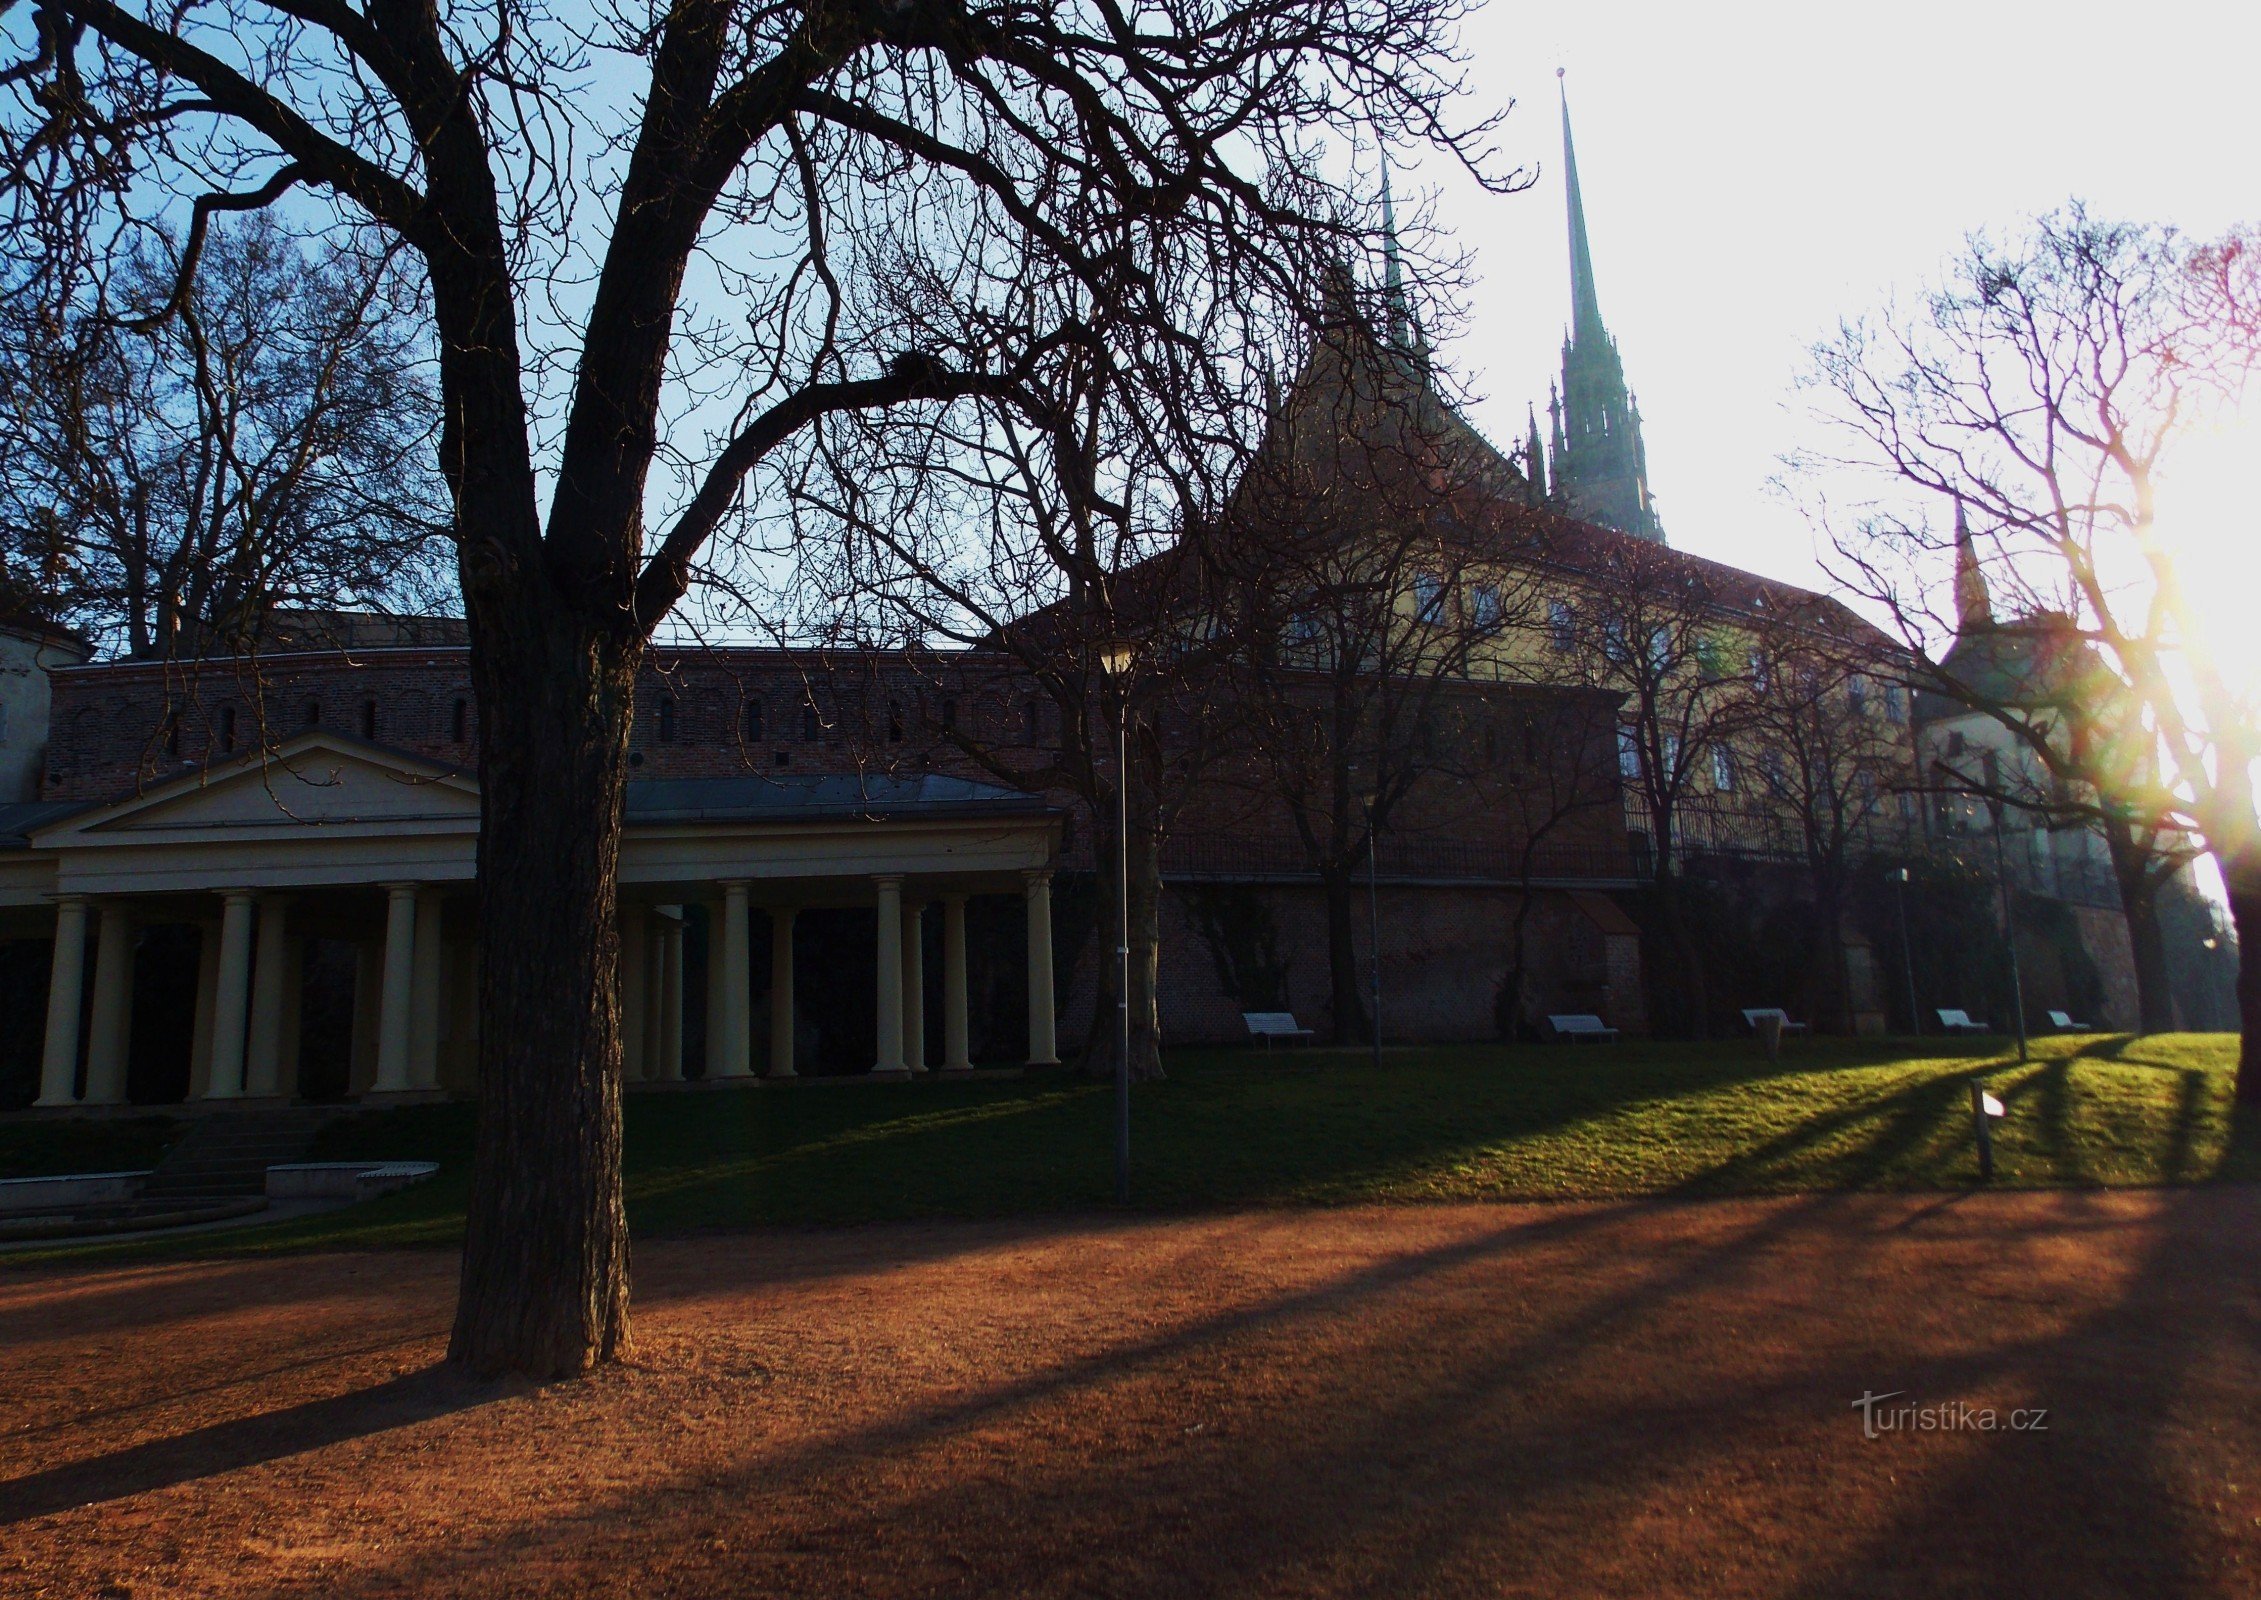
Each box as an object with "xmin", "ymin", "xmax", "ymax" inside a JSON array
[
  {"xmin": 2, "ymin": 0, "xmax": 1498, "ymax": 1373},
  {"xmin": 1799, "ymin": 208, "xmax": 2261, "ymax": 1083}
]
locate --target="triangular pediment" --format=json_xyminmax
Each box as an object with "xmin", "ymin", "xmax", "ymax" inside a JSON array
[{"xmin": 32, "ymin": 732, "xmax": 479, "ymax": 843}]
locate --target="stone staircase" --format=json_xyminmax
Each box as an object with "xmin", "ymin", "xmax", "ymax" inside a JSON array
[{"xmin": 139, "ymin": 1107, "xmax": 340, "ymax": 1201}]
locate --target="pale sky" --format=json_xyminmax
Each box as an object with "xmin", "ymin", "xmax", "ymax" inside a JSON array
[{"xmin": 1402, "ymin": 0, "xmax": 2260, "ymax": 597}]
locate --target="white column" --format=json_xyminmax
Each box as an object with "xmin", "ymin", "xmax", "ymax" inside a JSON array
[
  {"xmin": 941, "ymin": 894, "xmax": 971, "ymax": 1074},
  {"xmin": 206, "ymin": 891, "xmax": 257, "ymax": 1099},
  {"xmin": 186, "ymin": 920, "xmax": 221, "ymax": 1099},
  {"xmin": 245, "ymin": 896, "xmax": 293, "ymax": 1098},
  {"xmin": 874, "ymin": 876, "xmax": 906, "ymax": 1076},
  {"xmin": 1025, "ymin": 870, "xmax": 1058, "ymax": 1066},
  {"xmin": 715, "ymin": 881, "xmax": 753, "ymax": 1078},
  {"xmin": 408, "ymin": 889, "xmax": 445, "ymax": 1090},
  {"xmin": 768, "ymin": 905, "xmax": 797, "ymax": 1078},
  {"xmin": 35, "ymin": 895, "xmax": 89, "ymax": 1107},
  {"xmin": 81, "ymin": 902, "xmax": 136, "ymax": 1106},
  {"xmin": 371, "ymin": 883, "xmax": 418, "ymax": 1093},
  {"xmin": 657, "ymin": 910, "xmax": 685, "ymax": 1082},
  {"xmin": 349, "ymin": 942, "xmax": 381, "ymax": 1093},
  {"xmin": 703, "ymin": 899, "xmax": 726, "ymax": 1076},
  {"xmin": 620, "ymin": 902, "xmax": 649, "ymax": 1082},
  {"xmin": 902, "ymin": 899, "xmax": 928, "ymax": 1074}
]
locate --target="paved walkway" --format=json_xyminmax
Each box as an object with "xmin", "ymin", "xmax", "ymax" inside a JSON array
[{"xmin": 3, "ymin": 1190, "xmax": 2259, "ymax": 1597}]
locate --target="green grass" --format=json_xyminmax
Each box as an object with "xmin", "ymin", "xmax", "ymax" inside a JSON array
[{"xmin": 6, "ymin": 1033, "xmax": 2251, "ymax": 1263}]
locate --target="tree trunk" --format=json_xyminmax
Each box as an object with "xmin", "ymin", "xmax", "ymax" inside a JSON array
[
  {"xmin": 1321, "ymin": 864, "xmax": 1368, "ymax": 1045},
  {"xmin": 1650, "ymin": 869, "xmax": 1710, "ymax": 1039},
  {"xmin": 2105, "ymin": 829, "xmax": 2178, "ymax": 1033},
  {"xmin": 448, "ymin": 598, "xmax": 636, "ymax": 1379},
  {"xmin": 2226, "ymin": 851, "xmax": 2261, "ymax": 1103}
]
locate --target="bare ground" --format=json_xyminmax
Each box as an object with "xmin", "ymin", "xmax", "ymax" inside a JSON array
[{"xmin": 4, "ymin": 1189, "xmax": 2260, "ymax": 1599}]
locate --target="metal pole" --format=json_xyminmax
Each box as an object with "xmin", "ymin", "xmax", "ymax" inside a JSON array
[
  {"xmin": 1367, "ymin": 797, "xmax": 1382, "ymax": 1071},
  {"xmin": 1990, "ymin": 803, "xmax": 2028, "ymax": 1063},
  {"xmin": 1115, "ymin": 697, "xmax": 1131, "ymax": 1204},
  {"xmin": 1895, "ymin": 868, "xmax": 1921, "ymax": 1035}
]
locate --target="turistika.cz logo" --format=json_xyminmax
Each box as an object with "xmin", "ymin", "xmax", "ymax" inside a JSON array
[{"xmin": 1851, "ymin": 1391, "xmax": 2050, "ymax": 1440}]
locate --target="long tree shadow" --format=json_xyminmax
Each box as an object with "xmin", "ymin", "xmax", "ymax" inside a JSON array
[{"xmin": 0, "ymin": 1363, "xmax": 500, "ymax": 1525}]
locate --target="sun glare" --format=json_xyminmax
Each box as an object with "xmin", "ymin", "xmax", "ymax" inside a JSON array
[{"xmin": 2157, "ymin": 404, "xmax": 2261, "ymax": 698}]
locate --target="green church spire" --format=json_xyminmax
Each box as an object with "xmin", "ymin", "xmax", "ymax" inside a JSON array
[{"xmin": 1546, "ymin": 70, "xmax": 1665, "ymax": 544}]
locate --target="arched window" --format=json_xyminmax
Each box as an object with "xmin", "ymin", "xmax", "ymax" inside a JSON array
[
  {"xmin": 887, "ymin": 701, "xmax": 904, "ymax": 743},
  {"xmin": 451, "ymin": 698, "xmax": 469, "ymax": 742},
  {"xmin": 940, "ymin": 696, "xmax": 958, "ymax": 732},
  {"xmin": 361, "ymin": 698, "xmax": 379, "ymax": 740},
  {"xmin": 303, "ymin": 698, "xmax": 321, "ymax": 729},
  {"xmin": 218, "ymin": 705, "xmax": 237, "ymax": 754},
  {"xmin": 1023, "ymin": 697, "xmax": 1043, "ymax": 746},
  {"xmin": 657, "ymin": 696, "xmax": 677, "ymax": 744},
  {"xmin": 742, "ymin": 696, "xmax": 764, "ymax": 742},
  {"xmin": 801, "ymin": 699, "xmax": 821, "ymax": 742}
]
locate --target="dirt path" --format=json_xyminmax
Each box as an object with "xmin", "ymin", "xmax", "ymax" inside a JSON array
[{"xmin": 3, "ymin": 1190, "xmax": 2258, "ymax": 1598}]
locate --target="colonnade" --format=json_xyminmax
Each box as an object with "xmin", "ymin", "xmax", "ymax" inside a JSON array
[
  {"xmin": 673, "ymin": 868, "xmax": 1058, "ymax": 1080},
  {"xmin": 34, "ymin": 883, "xmax": 454, "ymax": 1107},
  {"xmin": 30, "ymin": 867, "xmax": 1059, "ymax": 1105}
]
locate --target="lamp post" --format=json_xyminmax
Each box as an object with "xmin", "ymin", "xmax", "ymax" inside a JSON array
[
  {"xmin": 1986, "ymin": 796, "xmax": 2029, "ymax": 1064},
  {"xmin": 1098, "ymin": 642, "xmax": 1135, "ymax": 1205},
  {"xmin": 1366, "ymin": 792, "xmax": 1382, "ymax": 1071},
  {"xmin": 1892, "ymin": 866, "xmax": 1921, "ymax": 1035}
]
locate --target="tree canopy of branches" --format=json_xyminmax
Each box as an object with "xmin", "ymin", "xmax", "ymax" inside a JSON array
[
  {"xmin": 1798, "ymin": 206, "xmax": 2261, "ymax": 1079},
  {"xmin": 1544, "ymin": 539, "xmax": 1760, "ymax": 1035},
  {"xmin": 0, "ymin": 211, "xmax": 449, "ymax": 657},
  {"xmin": 2, "ymin": 0, "xmax": 1503, "ymax": 1374}
]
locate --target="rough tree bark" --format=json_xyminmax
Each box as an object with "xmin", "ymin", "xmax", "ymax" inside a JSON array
[{"xmin": 2104, "ymin": 826, "xmax": 2180, "ymax": 1034}]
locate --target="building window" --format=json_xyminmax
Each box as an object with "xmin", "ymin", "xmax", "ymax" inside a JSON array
[
  {"xmin": 218, "ymin": 705, "xmax": 237, "ymax": 754},
  {"xmin": 1412, "ymin": 571, "xmax": 1446, "ymax": 621},
  {"xmin": 802, "ymin": 700, "xmax": 821, "ymax": 742},
  {"xmin": 1847, "ymin": 673, "xmax": 1869, "ymax": 715},
  {"xmin": 940, "ymin": 696, "xmax": 958, "ymax": 733},
  {"xmin": 1617, "ymin": 727, "xmax": 1641, "ymax": 779},
  {"xmin": 303, "ymin": 699, "xmax": 321, "ymax": 729},
  {"xmin": 1884, "ymin": 684, "xmax": 1906, "ymax": 722},
  {"xmin": 1549, "ymin": 600, "xmax": 1576, "ymax": 652},
  {"xmin": 359, "ymin": 699, "xmax": 379, "ymax": 740},
  {"xmin": 452, "ymin": 698, "xmax": 469, "ymax": 742},
  {"xmin": 1470, "ymin": 582, "xmax": 1503, "ymax": 630},
  {"xmin": 656, "ymin": 696, "xmax": 677, "ymax": 744},
  {"xmin": 742, "ymin": 697, "xmax": 763, "ymax": 742},
  {"xmin": 1749, "ymin": 648, "xmax": 1769, "ymax": 694},
  {"xmin": 1712, "ymin": 745, "xmax": 1736, "ymax": 791},
  {"xmin": 1023, "ymin": 696, "xmax": 1043, "ymax": 746},
  {"xmin": 887, "ymin": 701, "xmax": 904, "ymax": 743}
]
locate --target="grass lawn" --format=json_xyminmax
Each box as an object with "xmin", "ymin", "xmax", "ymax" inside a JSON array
[{"xmin": 5, "ymin": 1031, "xmax": 2247, "ymax": 1262}]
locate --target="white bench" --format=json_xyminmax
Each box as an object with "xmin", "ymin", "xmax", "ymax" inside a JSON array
[
  {"xmin": 1546, "ymin": 1013, "xmax": 1619, "ymax": 1044},
  {"xmin": 1935, "ymin": 1008, "xmax": 1990, "ymax": 1036},
  {"xmin": 1742, "ymin": 1007, "xmax": 1810, "ymax": 1036},
  {"xmin": 2046, "ymin": 1009, "xmax": 2093, "ymax": 1032},
  {"xmin": 1243, "ymin": 1011, "xmax": 1316, "ymax": 1051}
]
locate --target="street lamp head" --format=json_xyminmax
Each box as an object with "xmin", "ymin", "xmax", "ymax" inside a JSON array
[
  {"xmin": 2203, "ymin": 936, "xmax": 2220, "ymax": 951},
  {"xmin": 1097, "ymin": 641, "xmax": 1136, "ymax": 678},
  {"xmin": 1893, "ymin": 866, "xmax": 1910, "ymax": 884}
]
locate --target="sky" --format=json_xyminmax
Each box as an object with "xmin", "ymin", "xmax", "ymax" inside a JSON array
[{"xmin": 1398, "ymin": 0, "xmax": 2261, "ymax": 600}]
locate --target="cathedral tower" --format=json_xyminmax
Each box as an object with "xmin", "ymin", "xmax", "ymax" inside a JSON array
[{"xmin": 1547, "ymin": 71, "xmax": 1665, "ymax": 543}]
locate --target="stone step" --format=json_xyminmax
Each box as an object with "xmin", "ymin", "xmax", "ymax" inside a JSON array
[{"xmin": 140, "ymin": 1109, "xmax": 340, "ymax": 1199}]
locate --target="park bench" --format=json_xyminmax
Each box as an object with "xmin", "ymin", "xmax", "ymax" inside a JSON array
[
  {"xmin": 1741, "ymin": 1007, "xmax": 1810, "ymax": 1037},
  {"xmin": 1935, "ymin": 1008, "xmax": 1990, "ymax": 1035},
  {"xmin": 1545, "ymin": 1013, "xmax": 1619, "ymax": 1044},
  {"xmin": 2046, "ymin": 1009, "xmax": 2093, "ymax": 1032},
  {"xmin": 1243, "ymin": 1011, "xmax": 1317, "ymax": 1052}
]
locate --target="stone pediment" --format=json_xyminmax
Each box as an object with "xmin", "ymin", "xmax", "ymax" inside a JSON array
[{"xmin": 33, "ymin": 732, "xmax": 478, "ymax": 844}]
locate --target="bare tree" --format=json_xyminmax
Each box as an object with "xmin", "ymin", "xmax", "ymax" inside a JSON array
[
  {"xmin": 0, "ymin": 0, "xmax": 1506, "ymax": 1372},
  {"xmin": 0, "ymin": 212, "xmax": 449, "ymax": 657},
  {"xmin": 1799, "ymin": 207, "xmax": 2261, "ymax": 1079},
  {"xmin": 1541, "ymin": 536, "xmax": 1761, "ymax": 1035},
  {"xmin": 1744, "ymin": 603, "xmax": 1917, "ymax": 1031},
  {"xmin": 1212, "ymin": 308, "xmax": 1548, "ymax": 1040}
]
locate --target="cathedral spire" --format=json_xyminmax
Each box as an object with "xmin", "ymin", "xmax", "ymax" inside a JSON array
[
  {"xmin": 1558, "ymin": 69, "xmax": 1606, "ymax": 352},
  {"xmin": 1380, "ymin": 149, "xmax": 1411, "ymax": 349},
  {"xmin": 1953, "ymin": 499, "xmax": 1995, "ymax": 631},
  {"xmin": 1541, "ymin": 69, "xmax": 1664, "ymax": 543}
]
